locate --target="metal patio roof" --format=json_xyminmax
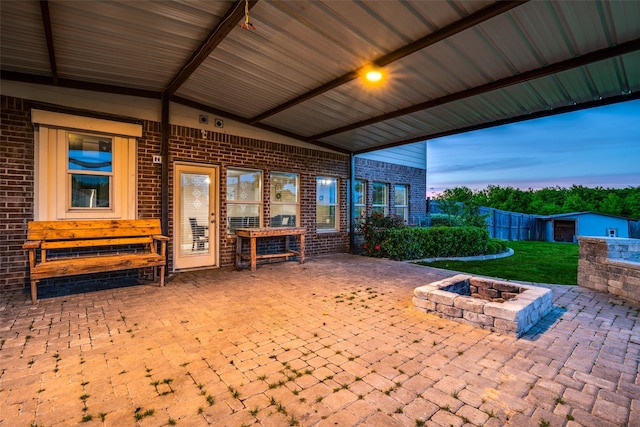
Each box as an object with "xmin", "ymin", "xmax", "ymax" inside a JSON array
[{"xmin": 2, "ymin": 0, "xmax": 639, "ymax": 154}]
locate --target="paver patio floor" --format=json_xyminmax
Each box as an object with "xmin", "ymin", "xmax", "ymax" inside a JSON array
[{"xmin": 1, "ymin": 254, "xmax": 638, "ymax": 427}]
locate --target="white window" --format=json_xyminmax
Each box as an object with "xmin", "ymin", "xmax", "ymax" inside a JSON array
[
  {"xmin": 316, "ymin": 177, "xmax": 338, "ymax": 232},
  {"xmin": 68, "ymin": 133, "xmax": 113, "ymax": 209},
  {"xmin": 394, "ymin": 184, "xmax": 408, "ymax": 222},
  {"xmin": 372, "ymin": 182, "xmax": 388, "ymax": 216},
  {"xmin": 270, "ymin": 172, "xmax": 299, "ymax": 227},
  {"xmin": 354, "ymin": 179, "xmax": 366, "ymax": 219},
  {"xmin": 227, "ymin": 168, "xmax": 262, "ymax": 232},
  {"xmin": 32, "ymin": 110, "xmax": 140, "ymax": 220}
]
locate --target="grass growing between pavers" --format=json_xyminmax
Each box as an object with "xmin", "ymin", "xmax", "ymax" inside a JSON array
[
  {"xmin": 9, "ymin": 256, "xmax": 638, "ymax": 427},
  {"xmin": 415, "ymin": 240, "xmax": 579, "ymax": 285}
]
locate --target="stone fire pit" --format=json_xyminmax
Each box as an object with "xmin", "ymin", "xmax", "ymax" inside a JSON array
[{"xmin": 413, "ymin": 274, "xmax": 552, "ymax": 337}]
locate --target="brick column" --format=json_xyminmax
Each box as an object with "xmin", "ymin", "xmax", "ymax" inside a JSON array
[{"xmin": 578, "ymin": 237, "xmax": 640, "ymax": 305}]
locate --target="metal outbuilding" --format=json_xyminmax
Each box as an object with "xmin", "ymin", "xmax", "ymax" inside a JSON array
[{"xmin": 538, "ymin": 211, "xmax": 636, "ymax": 242}]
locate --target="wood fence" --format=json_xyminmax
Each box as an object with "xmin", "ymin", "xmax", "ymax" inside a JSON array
[
  {"xmin": 427, "ymin": 202, "xmax": 541, "ymax": 241},
  {"xmin": 427, "ymin": 201, "xmax": 640, "ymax": 240}
]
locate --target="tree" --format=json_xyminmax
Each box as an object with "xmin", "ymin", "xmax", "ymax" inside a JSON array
[
  {"xmin": 622, "ymin": 191, "xmax": 640, "ymax": 219},
  {"xmin": 599, "ymin": 193, "xmax": 623, "ymax": 216},
  {"xmin": 435, "ymin": 187, "xmax": 488, "ymax": 227},
  {"xmin": 562, "ymin": 193, "xmax": 593, "ymax": 213},
  {"xmin": 436, "ymin": 185, "xmax": 640, "ymax": 220}
]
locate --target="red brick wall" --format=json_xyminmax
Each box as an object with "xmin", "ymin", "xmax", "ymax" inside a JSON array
[
  {"xmin": 0, "ymin": 97, "xmax": 35, "ymax": 294},
  {"xmin": 0, "ymin": 95, "xmax": 350, "ymax": 293},
  {"xmin": 355, "ymin": 157, "xmax": 427, "ymax": 220},
  {"xmin": 163, "ymin": 125, "xmax": 351, "ymax": 268},
  {"xmin": 138, "ymin": 120, "xmax": 163, "ymax": 219}
]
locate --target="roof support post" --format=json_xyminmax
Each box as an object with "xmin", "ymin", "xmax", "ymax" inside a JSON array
[
  {"xmin": 349, "ymin": 153, "xmax": 356, "ymax": 254},
  {"xmin": 161, "ymin": 95, "xmax": 170, "ymax": 238}
]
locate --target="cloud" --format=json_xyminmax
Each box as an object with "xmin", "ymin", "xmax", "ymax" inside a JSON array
[{"xmin": 430, "ymin": 157, "xmax": 547, "ymax": 174}]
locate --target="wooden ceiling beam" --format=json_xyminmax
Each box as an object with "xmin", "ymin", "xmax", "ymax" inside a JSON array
[
  {"xmin": 311, "ymin": 38, "xmax": 640, "ymax": 142},
  {"xmin": 39, "ymin": 0, "xmax": 58, "ymax": 85},
  {"xmin": 248, "ymin": 0, "xmax": 526, "ymax": 124},
  {"xmin": 1, "ymin": 71, "xmax": 161, "ymax": 99},
  {"xmin": 163, "ymin": 0, "xmax": 258, "ymax": 97}
]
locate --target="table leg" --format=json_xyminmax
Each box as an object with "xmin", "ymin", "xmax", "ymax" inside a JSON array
[
  {"xmin": 284, "ymin": 235, "xmax": 290, "ymax": 260},
  {"xmin": 299, "ymin": 233, "xmax": 305, "ymax": 264},
  {"xmin": 250, "ymin": 237, "xmax": 257, "ymax": 271},
  {"xmin": 236, "ymin": 235, "xmax": 242, "ymax": 269}
]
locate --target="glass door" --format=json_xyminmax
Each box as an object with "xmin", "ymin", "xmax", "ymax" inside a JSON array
[{"xmin": 173, "ymin": 163, "xmax": 218, "ymax": 270}]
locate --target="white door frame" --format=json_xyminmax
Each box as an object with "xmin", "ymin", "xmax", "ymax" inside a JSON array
[{"xmin": 173, "ymin": 162, "xmax": 219, "ymax": 270}]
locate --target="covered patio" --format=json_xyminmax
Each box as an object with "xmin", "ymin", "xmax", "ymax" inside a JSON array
[{"xmin": 1, "ymin": 255, "xmax": 637, "ymax": 426}]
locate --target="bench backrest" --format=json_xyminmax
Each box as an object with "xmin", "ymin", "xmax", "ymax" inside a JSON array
[{"xmin": 27, "ymin": 219, "xmax": 163, "ymax": 241}]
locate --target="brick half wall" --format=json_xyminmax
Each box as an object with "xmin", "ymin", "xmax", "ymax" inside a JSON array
[{"xmin": 578, "ymin": 237, "xmax": 640, "ymax": 306}]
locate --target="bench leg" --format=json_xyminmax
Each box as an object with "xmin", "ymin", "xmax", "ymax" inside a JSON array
[
  {"xmin": 159, "ymin": 265, "xmax": 165, "ymax": 287},
  {"xmin": 30, "ymin": 279, "xmax": 38, "ymax": 305}
]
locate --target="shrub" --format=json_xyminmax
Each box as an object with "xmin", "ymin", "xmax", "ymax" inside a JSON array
[
  {"xmin": 486, "ymin": 238, "xmax": 508, "ymax": 255},
  {"xmin": 355, "ymin": 212, "xmax": 406, "ymax": 257},
  {"xmin": 433, "ymin": 188, "xmax": 490, "ymax": 228},
  {"xmin": 429, "ymin": 213, "xmax": 464, "ymax": 227},
  {"xmin": 382, "ymin": 226, "xmax": 489, "ymax": 260}
]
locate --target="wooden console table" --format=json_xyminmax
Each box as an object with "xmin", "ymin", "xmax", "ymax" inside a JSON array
[{"xmin": 235, "ymin": 227, "xmax": 306, "ymax": 271}]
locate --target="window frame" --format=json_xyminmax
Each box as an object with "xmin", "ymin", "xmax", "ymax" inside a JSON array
[
  {"xmin": 269, "ymin": 171, "xmax": 299, "ymax": 227},
  {"xmin": 316, "ymin": 176, "xmax": 339, "ymax": 232},
  {"xmin": 32, "ymin": 109, "xmax": 140, "ymax": 220},
  {"xmin": 67, "ymin": 132, "xmax": 114, "ymax": 210},
  {"xmin": 394, "ymin": 184, "xmax": 409, "ymax": 222},
  {"xmin": 353, "ymin": 179, "xmax": 367, "ymax": 220},
  {"xmin": 226, "ymin": 167, "xmax": 263, "ymax": 233},
  {"xmin": 372, "ymin": 182, "xmax": 388, "ymax": 216}
]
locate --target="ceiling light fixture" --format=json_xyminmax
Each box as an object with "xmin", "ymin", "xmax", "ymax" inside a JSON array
[
  {"xmin": 366, "ymin": 69, "xmax": 383, "ymax": 82},
  {"xmin": 361, "ymin": 65, "xmax": 385, "ymax": 87}
]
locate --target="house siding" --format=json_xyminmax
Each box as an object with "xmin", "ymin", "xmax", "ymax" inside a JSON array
[{"xmin": 355, "ymin": 142, "xmax": 426, "ymax": 169}]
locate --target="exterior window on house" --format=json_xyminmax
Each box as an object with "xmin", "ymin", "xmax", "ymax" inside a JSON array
[
  {"xmin": 270, "ymin": 172, "xmax": 299, "ymax": 227},
  {"xmin": 354, "ymin": 179, "xmax": 366, "ymax": 219},
  {"xmin": 68, "ymin": 133, "xmax": 113, "ymax": 208},
  {"xmin": 394, "ymin": 184, "xmax": 408, "ymax": 222},
  {"xmin": 227, "ymin": 168, "xmax": 262, "ymax": 232},
  {"xmin": 317, "ymin": 177, "xmax": 338, "ymax": 231},
  {"xmin": 372, "ymin": 182, "xmax": 388, "ymax": 216},
  {"xmin": 31, "ymin": 109, "xmax": 140, "ymax": 220}
]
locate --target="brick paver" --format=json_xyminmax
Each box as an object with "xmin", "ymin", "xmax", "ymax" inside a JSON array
[{"xmin": 1, "ymin": 254, "xmax": 638, "ymax": 426}]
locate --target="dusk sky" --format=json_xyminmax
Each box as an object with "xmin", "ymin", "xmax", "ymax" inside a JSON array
[{"xmin": 426, "ymin": 99, "xmax": 640, "ymax": 197}]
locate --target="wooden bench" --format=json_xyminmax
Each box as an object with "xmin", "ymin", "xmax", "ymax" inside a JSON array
[{"xmin": 23, "ymin": 219, "xmax": 169, "ymax": 304}]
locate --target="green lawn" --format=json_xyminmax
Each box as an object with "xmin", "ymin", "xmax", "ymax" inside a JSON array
[{"xmin": 415, "ymin": 240, "xmax": 579, "ymax": 285}]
